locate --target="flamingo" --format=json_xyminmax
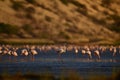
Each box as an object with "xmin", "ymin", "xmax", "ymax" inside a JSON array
[
  {"xmin": 74, "ymin": 47, "xmax": 79, "ymax": 54},
  {"xmin": 86, "ymin": 50, "xmax": 92, "ymax": 59},
  {"xmin": 112, "ymin": 47, "xmax": 117, "ymax": 56},
  {"xmin": 0, "ymin": 46, "xmax": 2, "ymax": 54},
  {"xmin": 57, "ymin": 47, "xmax": 66, "ymax": 54},
  {"xmin": 81, "ymin": 49, "xmax": 92, "ymax": 59},
  {"xmin": 1, "ymin": 47, "xmax": 13, "ymax": 62},
  {"xmin": 21, "ymin": 49, "xmax": 29, "ymax": 56},
  {"xmin": 94, "ymin": 50, "xmax": 100, "ymax": 59},
  {"xmin": 12, "ymin": 47, "xmax": 18, "ymax": 56},
  {"xmin": 12, "ymin": 51, "xmax": 18, "ymax": 57},
  {"xmin": 81, "ymin": 49, "xmax": 86, "ymax": 55},
  {"xmin": 118, "ymin": 46, "xmax": 120, "ymax": 54},
  {"xmin": 0, "ymin": 46, "xmax": 3, "ymax": 61},
  {"xmin": 12, "ymin": 51, "xmax": 18, "ymax": 62},
  {"xmin": 21, "ymin": 49, "xmax": 29, "ymax": 61},
  {"xmin": 57, "ymin": 47, "xmax": 66, "ymax": 61},
  {"xmin": 30, "ymin": 49, "xmax": 38, "ymax": 61}
]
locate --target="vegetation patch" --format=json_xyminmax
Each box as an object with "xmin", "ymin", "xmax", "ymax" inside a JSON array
[
  {"xmin": 60, "ymin": 0, "xmax": 69, "ymax": 5},
  {"xmin": 22, "ymin": 24, "xmax": 33, "ymax": 34},
  {"xmin": 0, "ymin": 23, "xmax": 19, "ymax": 35},
  {"xmin": 108, "ymin": 15, "xmax": 120, "ymax": 33},
  {"xmin": 11, "ymin": 1, "xmax": 24, "ymax": 11},
  {"xmin": 25, "ymin": 0, "xmax": 37, "ymax": 5},
  {"xmin": 45, "ymin": 16, "xmax": 52, "ymax": 22},
  {"xmin": 59, "ymin": 31, "xmax": 71, "ymax": 40},
  {"xmin": 0, "ymin": 71, "xmax": 120, "ymax": 80},
  {"xmin": 25, "ymin": 6, "xmax": 35, "ymax": 14},
  {"xmin": 86, "ymin": 15, "xmax": 106, "ymax": 25},
  {"xmin": 25, "ymin": 13, "xmax": 34, "ymax": 20},
  {"xmin": 101, "ymin": 0, "xmax": 113, "ymax": 7},
  {"xmin": 70, "ymin": 0, "xmax": 86, "ymax": 9}
]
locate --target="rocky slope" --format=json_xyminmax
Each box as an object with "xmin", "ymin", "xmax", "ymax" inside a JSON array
[{"xmin": 0, "ymin": 0, "xmax": 120, "ymax": 43}]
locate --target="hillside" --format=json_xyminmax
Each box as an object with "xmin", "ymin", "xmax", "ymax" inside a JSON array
[{"xmin": 0, "ymin": 0, "xmax": 120, "ymax": 44}]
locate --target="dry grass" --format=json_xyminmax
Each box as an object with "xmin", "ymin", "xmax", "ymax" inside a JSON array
[{"xmin": 0, "ymin": 0, "xmax": 120, "ymax": 44}]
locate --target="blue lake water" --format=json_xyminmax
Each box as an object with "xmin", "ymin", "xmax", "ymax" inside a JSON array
[{"xmin": 0, "ymin": 49, "xmax": 120, "ymax": 77}]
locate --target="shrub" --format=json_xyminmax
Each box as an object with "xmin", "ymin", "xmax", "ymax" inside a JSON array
[
  {"xmin": 11, "ymin": 1, "xmax": 24, "ymax": 11},
  {"xmin": 45, "ymin": 16, "xmax": 52, "ymax": 22},
  {"xmin": 25, "ymin": 13, "xmax": 34, "ymax": 19},
  {"xmin": 70, "ymin": 0, "xmax": 86, "ymax": 9},
  {"xmin": 59, "ymin": 31, "xmax": 71, "ymax": 39},
  {"xmin": 25, "ymin": 0, "xmax": 36, "ymax": 4},
  {"xmin": 109, "ymin": 25, "xmax": 120, "ymax": 33},
  {"xmin": 108, "ymin": 15, "xmax": 120, "ymax": 33},
  {"xmin": 71, "ymin": 0, "xmax": 88, "ymax": 15},
  {"xmin": 60, "ymin": 0, "xmax": 69, "ymax": 5},
  {"xmin": 76, "ymin": 8, "xmax": 88, "ymax": 15},
  {"xmin": 0, "ymin": 23, "xmax": 19, "ymax": 34},
  {"xmin": 0, "ymin": 0, "xmax": 5, "ymax": 1},
  {"xmin": 22, "ymin": 24, "xmax": 33, "ymax": 33},
  {"xmin": 25, "ymin": 6, "xmax": 35, "ymax": 14},
  {"xmin": 101, "ymin": 0, "xmax": 113, "ymax": 7}
]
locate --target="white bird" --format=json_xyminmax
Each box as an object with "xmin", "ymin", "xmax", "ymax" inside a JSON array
[
  {"xmin": 0, "ymin": 46, "xmax": 2, "ymax": 54},
  {"xmin": 86, "ymin": 50, "xmax": 92, "ymax": 59},
  {"xmin": 81, "ymin": 49, "xmax": 92, "ymax": 59},
  {"xmin": 113, "ymin": 47, "xmax": 117, "ymax": 56},
  {"xmin": 74, "ymin": 47, "xmax": 79, "ymax": 54},
  {"xmin": 30, "ymin": 49, "xmax": 38, "ymax": 61},
  {"xmin": 12, "ymin": 51, "xmax": 18, "ymax": 57},
  {"xmin": 8, "ymin": 50, "xmax": 12, "ymax": 55},
  {"xmin": 94, "ymin": 50, "xmax": 100, "ymax": 59},
  {"xmin": 21, "ymin": 49, "xmax": 29, "ymax": 61},
  {"xmin": 57, "ymin": 48, "xmax": 66, "ymax": 54},
  {"xmin": 21, "ymin": 49, "xmax": 29, "ymax": 56},
  {"xmin": 11, "ymin": 51, "xmax": 18, "ymax": 62},
  {"xmin": 57, "ymin": 47, "xmax": 66, "ymax": 61},
  {"xmin": 81, "ymin": 49, "xmax": 86, "ymax": 55}
]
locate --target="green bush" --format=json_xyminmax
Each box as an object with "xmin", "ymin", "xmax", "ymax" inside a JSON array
[{"xmin": 0, "ymin": 23, "xmax": 19, "ymax": 34}]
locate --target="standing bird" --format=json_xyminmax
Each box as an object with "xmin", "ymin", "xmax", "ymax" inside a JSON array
[
  {"xmin": 112, "ymin": 47, "xmax": 117, "ymax": 56},
  {"xmin": 81, "ymin": 49, "xmax": 92, "ymax": 59},
  {"xmin": 57, "ymin": 47, "xmax": 66, "ymax": 54},
  {"xmin": 30, "ymin": 49, "xmax": 38, "ymax": 61},
  {"xmin": 74, "ymin": 47, "xmax": 79, "ymax": 54},
  {"xmin": 57, "ymin": 47, "xmax": 66, "ymax": 61},
  {"xmin": 81, "ymin": 49, "xmax": 86, "ymax": 55},
  {"xmin": 94, "ymin": 50, "xmax": 100, "ymax": 59},
  {"xmin": 86, "ymin": 50, "xmax": 92, "ymax": 59},
  {"xmin": 11, "ymin": 47, "xmax": 18, "ymax": 62},
  {"xmin": 21, "ymin": 49, "xmax": 29, "ymax": 56},
  {"xmin": 21, "ymin": 49, "xmax": 29, "ymax": 61},
  {"xmin": 0, "ymin": 46, "xmax": 2, "ymax": 54},
  {"xmin": 0, "ymin": 46, "xmax": 3, "ymax": 61},
  {"xmin": 119, "ymin": 46, "xmax": 120, "ymax": 54}
]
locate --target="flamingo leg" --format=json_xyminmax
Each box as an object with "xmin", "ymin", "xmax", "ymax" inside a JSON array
[
  {"xmin": 89, "ymin": 54, "xmax": 92, "ymax": 59},
  {"xmin": 32, "ymin": 55, "xmax": 34, "ymax": 61}
]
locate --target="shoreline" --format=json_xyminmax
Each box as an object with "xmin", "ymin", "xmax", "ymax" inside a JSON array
[{"xmin": 0, "ymin": 39, "xmax": 119, "ymax": 45}]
